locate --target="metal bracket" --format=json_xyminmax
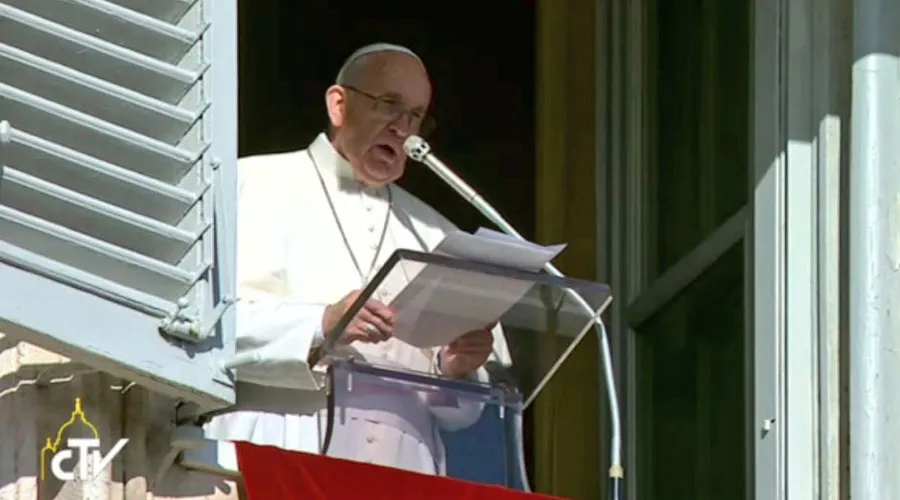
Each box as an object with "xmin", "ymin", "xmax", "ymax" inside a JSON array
[
  {"xmin": 159, "ymin": 296, "xmax": 236, "ymax": 343},
  {"xmin": 201, "ymin": 296, "xmax": 236, "ymax": 337},
  {"xmin": 152, "ymin": 423, "xmax": 210, "ymax": 487},
  {"xmin": 159, "ymin": 297, "xmax": 202, "ymax": 342}
]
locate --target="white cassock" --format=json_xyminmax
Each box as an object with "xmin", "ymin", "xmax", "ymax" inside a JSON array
[{"xmin": 205, "ymin": 132, "xmax": 510, "ymax": 476}]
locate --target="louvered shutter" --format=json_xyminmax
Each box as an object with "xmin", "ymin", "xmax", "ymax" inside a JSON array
[{"xmin": 0, "ymin": 0, "xmax": 237, "ymax": 412}]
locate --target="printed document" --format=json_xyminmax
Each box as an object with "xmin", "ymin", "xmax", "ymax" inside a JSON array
[{"xmin": 385, "ymin": 228, "xmax": 566, "ymax": 348}]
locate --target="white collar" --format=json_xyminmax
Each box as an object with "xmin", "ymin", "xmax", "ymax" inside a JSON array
[
  {"xmin": 307, "ymin": 132, "xmax": 386, "ymax": 196},
  {"xmin": 308, "ymin": 132, "xmax": 355, "ymax": 180}
]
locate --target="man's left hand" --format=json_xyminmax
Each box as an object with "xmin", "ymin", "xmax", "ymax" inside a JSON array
[{"xmin": 439, "ymin": 327, "xmax": 494, "ymax": 379}]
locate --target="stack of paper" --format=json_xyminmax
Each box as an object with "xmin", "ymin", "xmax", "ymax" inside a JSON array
[{"xmin": 386, "ymin": 228, "xmax": 566, "ymax": 348}]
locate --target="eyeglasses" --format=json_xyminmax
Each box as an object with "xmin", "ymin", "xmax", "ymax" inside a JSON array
[{"xmin": 343, "ymin": 85, "xmax": 437, "ymax": 138}]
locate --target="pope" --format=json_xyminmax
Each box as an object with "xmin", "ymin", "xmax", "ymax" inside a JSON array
[{"xmin": 206, "ymin": 43, "xmax": 510, "ymax": 479}]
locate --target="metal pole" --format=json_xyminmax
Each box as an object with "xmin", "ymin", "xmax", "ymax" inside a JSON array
[{"xmin": 849, "ymin": 0, "xmax": 900, "ymax": 497}]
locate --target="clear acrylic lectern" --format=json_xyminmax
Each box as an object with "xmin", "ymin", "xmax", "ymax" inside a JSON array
[{"xmin": 309, "ymin": 249, "xmax": 612, "ymax": 490}]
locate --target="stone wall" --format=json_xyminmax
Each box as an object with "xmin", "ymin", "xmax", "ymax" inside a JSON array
[{"xmin": 0, "ymin": 334, "xmax": 242, "ymax": 500}]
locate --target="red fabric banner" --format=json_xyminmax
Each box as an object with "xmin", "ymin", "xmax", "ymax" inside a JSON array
[{"xmin": 235, "ymin": 442, "xmax": 570, "ymax": 500}]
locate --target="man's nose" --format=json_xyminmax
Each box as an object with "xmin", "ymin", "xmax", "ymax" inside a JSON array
[{"xmin": 387, "ymin": 113, "xmax": 414, "ymax": 137}]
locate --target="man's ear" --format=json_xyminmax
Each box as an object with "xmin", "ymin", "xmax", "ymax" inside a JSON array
[{"xmin": 325, "ymin": 85, "xmax": 347, "ymax": 128}]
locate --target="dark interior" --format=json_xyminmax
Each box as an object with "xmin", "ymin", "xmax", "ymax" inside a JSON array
[{"xmin": 237, "ymin": 1, "xmax": 536, "ymax": 239}]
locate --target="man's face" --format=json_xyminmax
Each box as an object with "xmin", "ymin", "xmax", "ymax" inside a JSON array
[{"xmin": 329, "ymin": 53, "xmax": 432, "ymax": 187}]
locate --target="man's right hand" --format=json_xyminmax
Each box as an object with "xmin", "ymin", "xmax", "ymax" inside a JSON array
[{"xmin": 322, "ymin": 290, "xmax": 395, "ymax": 345}]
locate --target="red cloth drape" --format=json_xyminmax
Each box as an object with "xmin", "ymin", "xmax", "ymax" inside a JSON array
[{"xmin": 235, "ymin": 442, "xmax": 569, "ymax": 500}]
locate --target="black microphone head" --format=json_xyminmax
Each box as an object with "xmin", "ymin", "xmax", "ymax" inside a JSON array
[{"xmin": 403, "ymin": 135, "xmax": 430, "ymax": 162}]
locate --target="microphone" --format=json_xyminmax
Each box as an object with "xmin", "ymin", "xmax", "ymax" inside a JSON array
[
  {"xmin": 404, "ymin": 136, "xmax": 625, "ymax": 497},
  {"xmin": 404, "ymin": 136, "xmax": 495, "ymax": 226}
]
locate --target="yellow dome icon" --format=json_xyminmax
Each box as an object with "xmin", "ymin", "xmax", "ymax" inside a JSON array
[{"xmin": 40, "ymin": 398, "xmax": 100, "ymax": 481}]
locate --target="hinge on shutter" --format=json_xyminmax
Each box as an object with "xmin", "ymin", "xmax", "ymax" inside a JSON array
[
  {"xmin": 159, "ymin": 152, "xmax": 236, "ymax": 343},
  {"xmin": 159, "ymin": 295, "xmax": 235, "ymax": 343}
]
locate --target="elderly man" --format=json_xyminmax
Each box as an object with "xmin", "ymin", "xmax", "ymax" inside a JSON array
[{"xmin": 205, "ymin": 43, "xmax": 507, "ymax": 479}]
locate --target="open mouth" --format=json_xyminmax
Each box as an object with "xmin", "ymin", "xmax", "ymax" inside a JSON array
[{"xmin": 374, "ymin": 144, "xmax": 399, "ymax": 160}]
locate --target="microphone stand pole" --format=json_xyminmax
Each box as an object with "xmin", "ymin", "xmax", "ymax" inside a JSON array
[{"xmin": 405, "ymin": 137, "xmax": 624, "ymax": 500}]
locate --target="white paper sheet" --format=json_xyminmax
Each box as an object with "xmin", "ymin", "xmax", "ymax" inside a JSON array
[
  {"xmin": 387, "ymin": 230, "xmax": 567, "ymax": 348},
  {"xmin": 432, "ymin": 229, "xmax": 566, "ymax": 273}
]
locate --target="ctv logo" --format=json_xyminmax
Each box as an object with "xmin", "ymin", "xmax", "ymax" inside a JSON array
[{"xmin": 40, "ymin": 398, "xmax": 129, "ymax": 481}]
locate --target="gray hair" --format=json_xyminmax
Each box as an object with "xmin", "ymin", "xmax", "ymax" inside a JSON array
[{"xmin": 335, "ymin": 43, "xmax": 423, "ymax": 85}]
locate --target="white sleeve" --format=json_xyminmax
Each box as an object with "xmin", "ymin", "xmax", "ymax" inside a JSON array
[
  {"xmin": 228, "ymin": 160, "xmax": 327, "ymax": 391},
  {"xmin": 232, "ymin": 300, "xmax": 326, "ymax": 390}
]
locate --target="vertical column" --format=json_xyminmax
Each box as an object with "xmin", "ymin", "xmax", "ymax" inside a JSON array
[
  {"xmin": 786, "ymin": 0, "xmax": 821, "ymax": 496},
  {"xmin": 810, "ymin": 0, "xmax": 852, "ymax": 498},
  {"xmin": 849, "ymin": 0, "xmax": 900, "ymax": 498},
  {"xmin": 749, "ymin": 0, "xmax": 787, "ymax": 498}
]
